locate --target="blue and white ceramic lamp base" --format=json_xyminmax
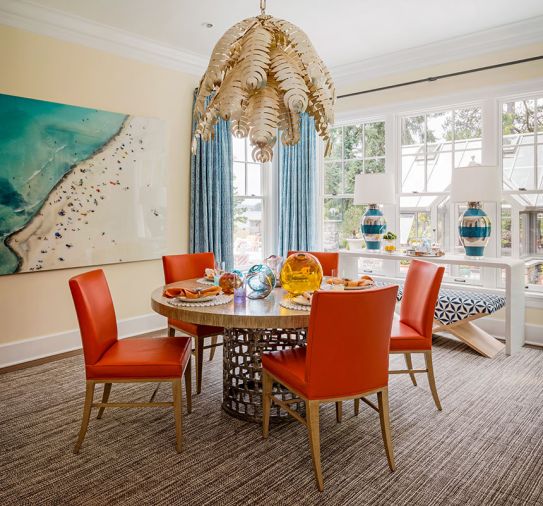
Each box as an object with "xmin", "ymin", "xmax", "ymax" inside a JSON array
[
  {"xmin": 361, "ymin": 204, "xmax": 387, "ymax": 250},
  {"xmin": 458, "ymin": 202, "xmax": 491, "ymax": 257}
]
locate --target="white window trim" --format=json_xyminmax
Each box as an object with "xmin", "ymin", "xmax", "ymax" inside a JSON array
[{"xmin": 317, "ymin": 76, "xmax": 543, "ymax": 295}]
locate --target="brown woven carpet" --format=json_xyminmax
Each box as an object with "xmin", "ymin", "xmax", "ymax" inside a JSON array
[{"xmin": 1, "ymin": 336, "xmax": 543, "ymax": 505}]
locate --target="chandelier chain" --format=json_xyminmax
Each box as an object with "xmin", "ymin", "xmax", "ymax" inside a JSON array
[{"xmin": 260, "ymin": 0, "xmax": 266, "ymax": 15}]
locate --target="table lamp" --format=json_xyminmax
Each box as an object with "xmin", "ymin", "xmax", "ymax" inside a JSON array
[
  {"xmin": 450, "ymin": 165, "xmax": 501, "ymax": 257},
  {"xmin": 354, "ymin": 173, "xmax": 395, "ymax": 250}
]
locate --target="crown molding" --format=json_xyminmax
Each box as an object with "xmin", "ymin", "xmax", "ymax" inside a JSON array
[
  {"xmin": 330, "ymin": 16, "xmax": 543, "ymax": 87},
  {"xmin": 0, "ymin": 0, "xmax": 208, "ymax": 76},
  {"xmin": 1, "ymin": 1, "xmax": 542, "ymax": 86}
]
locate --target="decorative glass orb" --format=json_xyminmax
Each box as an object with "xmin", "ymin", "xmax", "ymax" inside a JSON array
[
  {"xmin": 263, "ymin": 255, "xmax": 284, "ymax": 286},
  {"xmin": 280, "ymin": 252, "xmax": 323, "ymax": 295},
  {"xmin": 219, "ymin": 272, "xmax": 243, "ymax": 295},
  {"xmin": 245, "ymin": 264, "xmax": 276, "ymax": 299}
]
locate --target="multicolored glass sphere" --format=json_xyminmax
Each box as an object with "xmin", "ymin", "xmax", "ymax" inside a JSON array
[
  {"xmin": 280, "ymin": 253, "xmax": 323, "ymax": 295},
  {"xmin": 219, "ymin": 272, "xmax": 243, "ymax": 295},
  {"xmin": 245, "ymin": 264, "xmax": 276, "ymax": 299}
]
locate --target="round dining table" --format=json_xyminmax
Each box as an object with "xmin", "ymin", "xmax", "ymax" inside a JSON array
[{"xmin": 151, "ymin": 279, "xmax": 310, "ymax": 423}]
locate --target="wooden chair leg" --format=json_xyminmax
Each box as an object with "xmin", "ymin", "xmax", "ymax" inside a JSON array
[
  {"xmin": 335, "ymin": 401, "xmax": 343, "ymax": 423},
  {"xmin": 96, "ymin": 383, "xmax": 112, "ymax": 419},
  {"xmin": 74, "ymin": 381, "xmax": 95, "ymax": 454},
  {"xmin": 306, "ymin": 400, "xmax": 324, "ymax": 492},
  {"xmin": 195, "ymin": 337, "xmax": 204, "ymax": 394},
  {"xmin": 262, "ymin": 371, "xmax": 272, "ymax": 439},
  {"xmin": 168, "ymin": 326, "xmax": 175, "ymax": 337},
  {"xmin": 377, "ymin": 388, "xmax": 396, "ymax": 471},
  {"xmin": 424, "ymin": 351, "xmax": 442, "ymax": 411},
  {"xmin": 354, "ymin": 398, "xmax": 360, "ymax": 416},
  {"xmin": 184, "ymin": 357, "xmax": 192, "ymax": 414},
  {"xmin": 209, "ymin": 335, "xmax": 218, "ymax": 361},
  {"xmin": 404, "ymin": 353, "xmax": 417, "ymax": 386},
  {"xmin": 172, "ymin": 379, "xmax": 183, "ymax": 453}
]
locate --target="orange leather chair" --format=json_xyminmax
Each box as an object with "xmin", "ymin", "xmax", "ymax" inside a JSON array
[
  {"xmin": 287, "ymin": 251, "xmax": 339, "ymax": 276},
  {"xmin": 262, "ymin": 286, "xmax": 398, "ymax": 491},
  {"xmin": 162, "ymin": 252, "xmax": 223, "ymax": 394},
  {"xmin": 69, "ymin": 269, "xmax": 192, "ymax": 454},
  {"xmin": 388, "ymin": 259, "xmax": 445, "ymax": 410}
]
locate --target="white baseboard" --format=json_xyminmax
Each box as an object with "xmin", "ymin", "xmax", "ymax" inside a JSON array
[
  {"xmin": 0, "ymin": 312, "xmax": 167, "ymax": 369},
  {"xmin": 472, "ymin": 319, "xmax": 543, "ymax": 348}
]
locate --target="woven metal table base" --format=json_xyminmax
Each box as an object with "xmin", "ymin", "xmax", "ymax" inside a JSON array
[{"xmin": 222, "ymin": 327, "xmax": 307, "ymax": 423}]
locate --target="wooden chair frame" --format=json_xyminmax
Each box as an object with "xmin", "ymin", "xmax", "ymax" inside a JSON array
[
  {"xmin": 433, "ymin": 315, "xmax": 505, "ymax": 358},
  {"xmin": 168, "ymin": 326, "xmax": 222, "ymax": 394},
  {"xmin": 262, "ymin": 370, "xmax": 395, "ymax": 492},
  {"xmin": 74, "ymin": 357, "xmax": 192, "ymax": 454},
  {"xmin": 389, "ymin": 350, "xmax": 442, "ymax": 411}
]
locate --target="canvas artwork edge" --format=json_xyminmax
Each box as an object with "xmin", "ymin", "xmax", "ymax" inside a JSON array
[{"xmin": 0, "ymin": 93, "xmax": 167, "ymax": 276}]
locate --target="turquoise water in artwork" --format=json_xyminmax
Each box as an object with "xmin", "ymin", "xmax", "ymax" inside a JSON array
[{"xmin": 0, "ymin": 94, "xmax": 127, "ymax": 274}]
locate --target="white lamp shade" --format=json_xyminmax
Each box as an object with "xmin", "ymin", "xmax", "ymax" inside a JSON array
[
  {"xmin": 354, "ymin": 173, "xmax": 395, "ymax": 205},
  {"xmin": 450, "ymin": 165, "xmax": 501, "ymax": 202}
]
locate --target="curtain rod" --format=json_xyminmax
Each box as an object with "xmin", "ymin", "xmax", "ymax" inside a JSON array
[{"xmin": 337, "ymin": 55, "xmax": 543, "ymax": 99}]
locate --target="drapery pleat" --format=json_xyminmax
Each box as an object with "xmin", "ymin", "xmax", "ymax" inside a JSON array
[
  {"xmin": 189, "ymin": 91, "xmax": 234, "ymax": 269},
  {"xmin": 278, "ymin": 114, "xmax": 317, "ymax": 256}
]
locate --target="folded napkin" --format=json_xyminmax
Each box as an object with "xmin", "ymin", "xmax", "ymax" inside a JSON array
[{"xmin": 163, "ymin": 285, "xmax": 221, "ymax": 299}]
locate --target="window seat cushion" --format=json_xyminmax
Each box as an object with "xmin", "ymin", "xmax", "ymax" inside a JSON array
[{"xmin": 376, "ymin": 282, "xmax": 506, "ymax": 326}]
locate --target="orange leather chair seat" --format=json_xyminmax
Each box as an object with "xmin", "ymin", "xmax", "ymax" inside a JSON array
[
  {"xmin": 168, "ymin": 318, "xmax": 222, "ymax": 338},
  {"xmin": 86, "ymin": 336, "xmax": 192, "ymax": 379},
  {"xmin": 262, "ymin": 347, "xmax": 308, "ymax": 397},
  {"xmin": 390, "ymin": 317, "xmax": 431, "ymax": 352}
]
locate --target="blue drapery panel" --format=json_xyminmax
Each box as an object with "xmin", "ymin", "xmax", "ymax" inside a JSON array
[
  {"xmin": 189, "ymin": 92, "xmax": 234, "ymax": 269},
  {"xmin": 278, "ymin": 114, "xmax": 317, "ymax": 257}
]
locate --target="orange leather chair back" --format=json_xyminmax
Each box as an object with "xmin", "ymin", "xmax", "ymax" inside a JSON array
[
  {"xmin": 400, "ymin": 260, "xmax": 445, "ymax": 340},
  {"xmin": 287, "ymin": 251, "xmax": 339, "ymax": 276},
  {"xmin": 69, "ymin": 269, "xmax": 118, "ymax": 366},
  {"xmin": 162, "ymin": 252, "xmax": 216, "ymax": 284},
  {"xmin": 304, "ymin": 286, "xmax": 398, "ymax": 399}
]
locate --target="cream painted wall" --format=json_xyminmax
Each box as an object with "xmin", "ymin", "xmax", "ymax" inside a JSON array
[
  {"xmin": 336, "ymin": 42, "xmax": 543, "ymax": 111},
  {"xmin": 0, "ymin": 25, "xmax": 198, "ymax": 345},
  {"xmin": 335, "ymin": 42, "xmax": 543, "ymax": 328}
]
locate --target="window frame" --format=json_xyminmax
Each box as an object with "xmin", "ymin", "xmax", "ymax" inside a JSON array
[
  {"xmin": 317, "ymin": 83, "xmax": 543, "ymax": 297},
  {"xmin": 319, "ymin": 116, "xmax": 389, "ymax": 253},
  {"xmin": 232, "ymin": 136, "xmax": 277, "ymax": 270},
  {"xmin": 499, "ymin": 92, "xmax": 543, "ymax": 292}
]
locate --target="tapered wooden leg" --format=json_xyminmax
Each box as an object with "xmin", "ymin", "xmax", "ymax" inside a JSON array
[
  {"xmin": 335, "ymin": 401, "xmax": 343, "ymax": 423},
  {"xmin": 306, "ymin": 400, "xmax": 323, "ymax": 492},
  {"xmin": 209, "ymin": 335, "xmax": 218, "ymax": 361},
  {"xmin": 377, "ymin": 388, "xmax": 395, "ymax": 471},
  {"xmin": 184, "ymin": 357, "xmax": 192, "ymax": 414},
  {"xmin": 96, "ymin": 383, "xmax": 112, "ymax": 419},
  {"xmin": 404, "ymin": 353, "xmax": 417, "ymax": 386},
  {"xmin": 74, "ymin": 381, "xmax": 95, "ymax": 454},
  {"xmin": 168, "ymin": 326, "xmax": 175, "ymax": 337},
  {"xmin": 195, "ymin": 337, "xmax": 204, "ymax": 394},
  {"xmin": 172, "ymin": 379, "xmax": 183, "ymax": 453},
  {"xmin": 262, "ymin": 371, "xmax": 272, "ymax": 439},
  {"xmin": 425, "ymin": 351, "xmax": 442, "ymax": 411},
  {"xmin": 354, "ymin": 398, "xmax": 360, "ymax": 416}
]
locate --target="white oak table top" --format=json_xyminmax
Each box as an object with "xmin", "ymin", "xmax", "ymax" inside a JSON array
[{"xmin": 151, "ymin": 279, "xmax": 310, "ymax": 329}]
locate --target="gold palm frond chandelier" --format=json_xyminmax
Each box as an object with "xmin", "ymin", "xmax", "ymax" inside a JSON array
[{"xmin": 192, "ymin": 0, "xmax": 335, "ymax": 163}]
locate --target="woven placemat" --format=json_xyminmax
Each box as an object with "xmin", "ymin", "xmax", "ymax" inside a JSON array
[
  {"xmin": 168, "ymin": 294, "xmax": 233, "ymax": 307},
  {"xmin": 279, "ymin": 299, "xmax": 311, "ymax": 312}
]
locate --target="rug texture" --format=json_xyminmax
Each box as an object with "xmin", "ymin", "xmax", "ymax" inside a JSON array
[{"xmin": 1, "ymin": 336, "xmax": 542, "ymax": 505}]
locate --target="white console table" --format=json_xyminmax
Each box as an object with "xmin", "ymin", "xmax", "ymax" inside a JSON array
[{"xmin": 338, "ymin": 250, "xmax": 526, "ymax": 355}]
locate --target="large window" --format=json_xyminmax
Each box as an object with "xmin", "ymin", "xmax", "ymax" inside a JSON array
[
  {"xmin": 233, "ymin": 137, "xmax": 265, "ymax": 269},
  {"xmin": 400, "ymin": 107, "xmax": 483, "ymax": 282},
  {"xmin": 502, "ymin": 96, "xmax": 543, "ymax": 288},
  {"xmin": 322, "ymin": 121, "xmax": 385, "ymax": 250}
]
